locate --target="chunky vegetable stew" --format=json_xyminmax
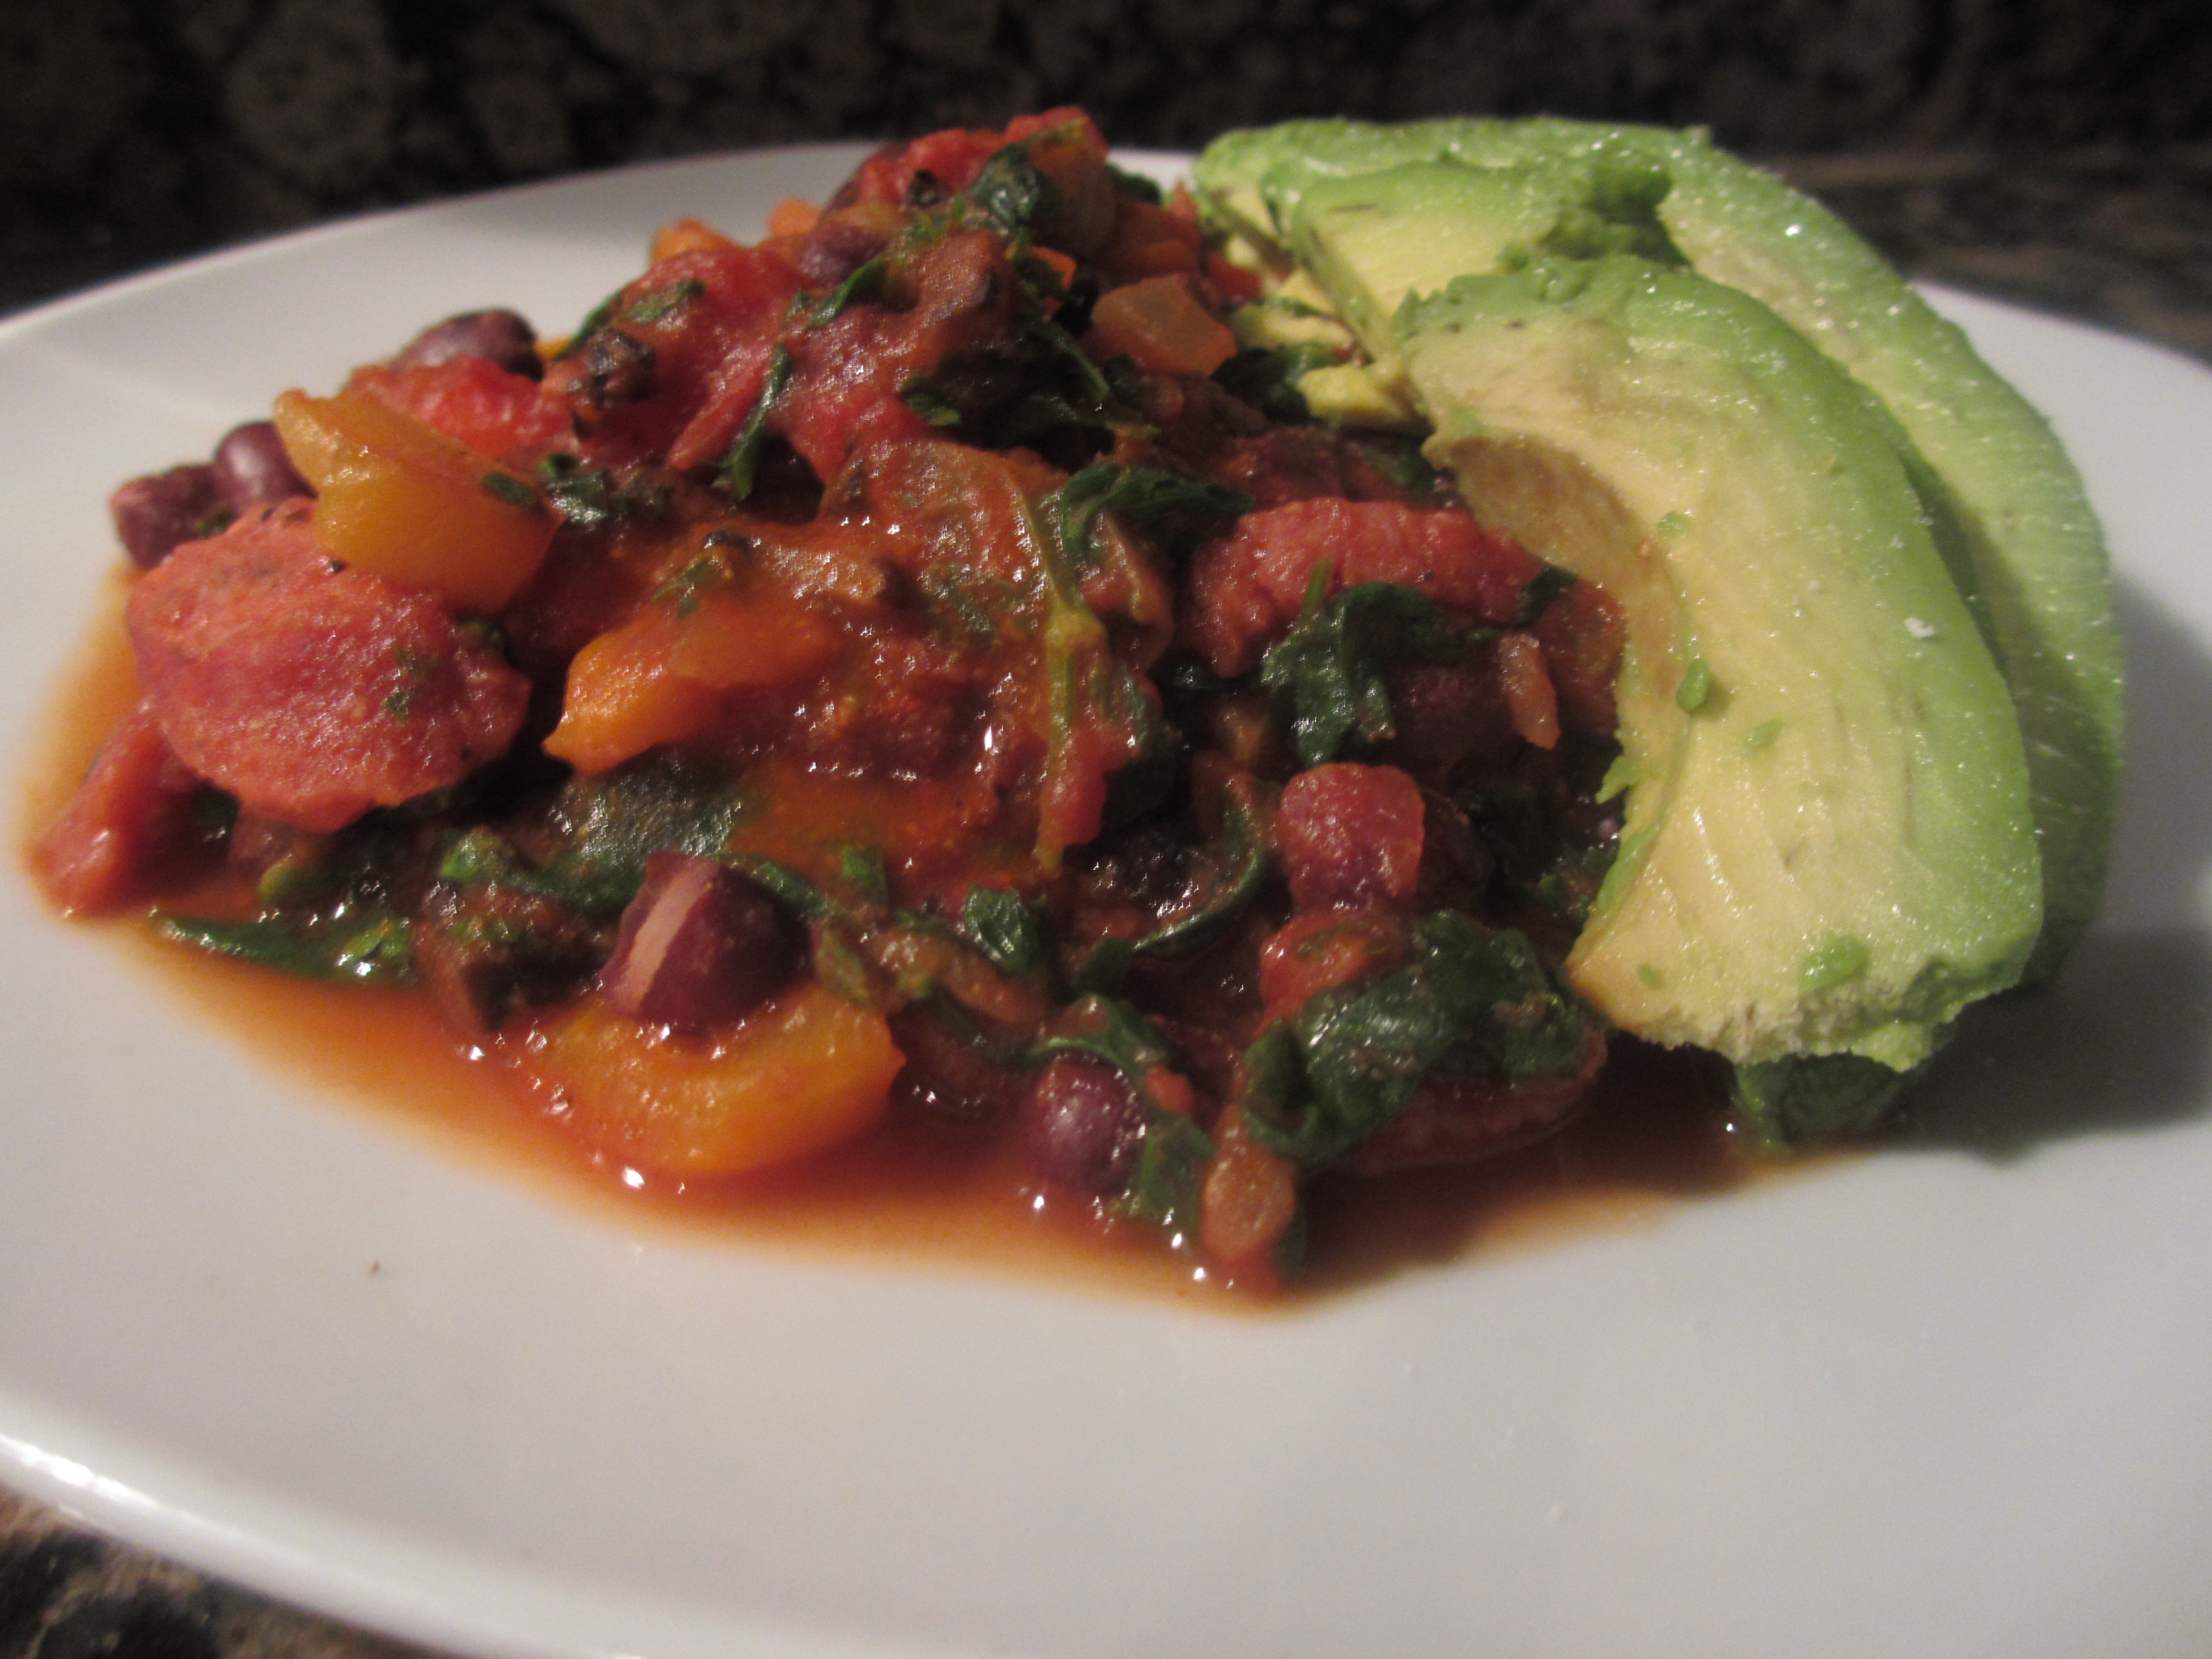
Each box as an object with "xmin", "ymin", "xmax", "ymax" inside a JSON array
[{"xmin": 35, "ymin": 110, "xmax": 1632, "ymax": 1288}]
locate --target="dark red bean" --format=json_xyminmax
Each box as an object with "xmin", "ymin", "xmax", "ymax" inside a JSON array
[
  {"xmin": 211, "ymin": 421, "xmax": 311, "ymax": 514},
  {"xmin": 108, "ymin": 465, "xmax": 228, "ymax": 568},
  {"xmin": 1021, "ymin": 1055, "xmax": 1147, "ymax": 1196},
  {"xmin": 599, "ymin": 852, "xmax": 800, "ymax": 1030},
  {"xmin": 888, "ymin": 1004, "xmax": 1026, "ymax": 1130},
  {"xmin": 391, "ymin": 309, "xmax": 542, "ymax": 379},
  {"xmin": 1413, "ymin": 791, "xmax": 1492, "ymax": 911}
]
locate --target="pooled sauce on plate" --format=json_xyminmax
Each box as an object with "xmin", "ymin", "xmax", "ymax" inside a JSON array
[{"xmin": 23, "ymin": 591, "xmax": 1750, "ymax": 1303}]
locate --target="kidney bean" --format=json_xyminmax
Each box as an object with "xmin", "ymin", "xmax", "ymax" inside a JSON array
[
  {"xmin": 888, "ymin": 1003, "xmax": 1026, "ymax": 1130},
  {"xmin": 390, "ymin": 309, "xmax": 542, "ymax": 379},
  {"xmin": 1021, "ymin": 1055, "xmax": 1147, "ymax": 1196},
  {"xmin": 212, "ymin": 420, "xmax": 311, "ymax": 514},
  {"xmin": 599, "ymin": 852, "xmax": 800, "ymax": 1030},
  {"xmin": 108, "ymin": 465, "xmax": 228, "ymax": 568}
]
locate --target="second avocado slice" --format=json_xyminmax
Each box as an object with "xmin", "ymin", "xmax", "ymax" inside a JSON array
[{"xmin": 1399, "ymin": 256, "xmax": 2042, "ymax": 1071}]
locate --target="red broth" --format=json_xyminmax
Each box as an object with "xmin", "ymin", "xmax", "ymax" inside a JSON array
[{"xmin": 23, "ymin": 571, "xmax": 1756, "ymax": 1305}]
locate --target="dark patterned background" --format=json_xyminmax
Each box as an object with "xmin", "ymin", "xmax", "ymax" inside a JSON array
[{"xmin": 6, "ymin": 0, "xmax": 2212, "ymax": 320}]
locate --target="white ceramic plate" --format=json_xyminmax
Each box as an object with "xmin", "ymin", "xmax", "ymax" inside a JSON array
[{"xmin": 3, "ymin": 145, "xmax": 2210, "ymax": 1659}]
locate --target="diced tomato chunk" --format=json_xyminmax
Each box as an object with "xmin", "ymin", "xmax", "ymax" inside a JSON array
[
  {"xmin": 1257, "ymin": 906, "xmax": 1410, "ymax": 1024},
  {"xmin": 1274, "ymin": 761, "xmax": 1427, "ymax": 912},
  {"xmin": 348, "ymin": 357, "xmax": 571, "ymax": 463},
  {"xmin": 127, "ymin": 503, "xmax": 530, "ymax": 832},
  {"xmin": 835, "ymin": 107, "xmax": 1103, "ymax": 213},
  {"xmin": 545, "ymin": 243, "xmax": 803, "ymax": 472},
  {"xmin": 778, "ymin": 231, "xmax": 1019, "ymax": 480},
  {"xmin": 1186, "ymin": 498, "xmax": 1545, "ymax": 675},
  {"xmin": 33, "ymin": 701, "xmax": 211, "ymax": 914}
]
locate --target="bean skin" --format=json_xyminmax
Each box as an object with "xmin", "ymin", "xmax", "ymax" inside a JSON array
[
  {"xmin": 108, "ymin": 465, "xmax": 228, "ymax": 568},
  {"xmin": 599, "ymin": 852, "xmax": 801, "ymax": 1030},
  {"xmin": 1021, "ymin": 1055, "xmax": 1147, "ymax": 1196},
  {"xmin": 390, "ymin": 309, "xmax": 542, "ymax": 379},
  {"xmin": 211, "ymin": 420, "xmax": 311, "ymax": 514}
]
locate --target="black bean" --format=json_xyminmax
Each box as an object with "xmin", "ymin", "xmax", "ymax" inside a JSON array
[
  {"xmin": 391, "ymin": 308, "xmax": 542, "ymax": 379},
  {"xmin": 1021, "ymin": 1055, "xmax": 1147, "ymax": 1196},
  {"xmin": 108, "ymin": 465, "xmax": 228, "ymax": 568},
  {"xmin": 599, "ymin": 852, "xmax": 800, "ymax": 1030},
  {"xmin": 211, "ymin": 420, "xmax": 311, "ymax": 514}
]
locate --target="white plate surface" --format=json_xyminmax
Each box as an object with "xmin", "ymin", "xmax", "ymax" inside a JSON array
[{"xmin": 2, "ymin": 145, "xmax": 2209, "ymax": 1659}]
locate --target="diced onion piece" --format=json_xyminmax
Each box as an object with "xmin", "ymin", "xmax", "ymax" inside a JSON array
[
  {"xmin": 525, "ymin": 983, "xmax": 902, "ymax": 1176},
  {"xmin": 273, "ymin": 388, "xmax": 556, "ymax": 612}
]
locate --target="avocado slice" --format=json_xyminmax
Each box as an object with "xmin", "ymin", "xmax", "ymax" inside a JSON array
[
  {"xmin": 1194, "ymin": 119, "xmax": 2121, "ymax": 982},
  {"xmin": 1396, "ymin": 257, "xmax": 2043, "ymax": 1070}
]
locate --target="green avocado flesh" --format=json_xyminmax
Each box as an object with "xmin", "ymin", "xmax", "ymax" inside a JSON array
[
  {"xmin": 1194, "ymin": 118, "xmax": 2121, "ymax": 985},
  {"xmin": 1399, "ymin": 258, "xmax": 2041, "ymax": 1069}
]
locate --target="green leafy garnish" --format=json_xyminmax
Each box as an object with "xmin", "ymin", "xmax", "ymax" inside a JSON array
[
  {"xmin": 479, "ymin": 471, "xmax": 540, "ymax": 511},
  {"xmin": 152, "ymin": 912, "xmax": 416, "ymax": 985},
  {"xmin": 1213, "ymin": 342, "xmax": 1338, "ymax": 422},
  {"xmin": 960, "ymin": 886, "xmax": 1047, "ymax": 978},
  {"xmin": 653, "ymin": 552, "xmax": 735, "ymax": 618},
  {"xmin": 555, "ymin": 286, "xmax": 624, "ymax": 357},
  {"xmin": 1072, "ymin": 775, "xmax": 1272, "ymax": 991},
  {"xmin": 623, "ymin": 276, "xmax": 705, "ymax": 325},
  {"xmin": 961, "ymin": 144, "xmax": 1060, "ymax": 238},
  {"xmin": 808, "ymin": 256, "xmax": 888, "ymax": 324},
  {"xmin": 536, "ymin": 454, "xmax": 667, "ymax": 528},
  {"xmin": 717, "ymin": 345, "xmax": 793, "ymax": 500},
  {"xmin": 1241, "ymin": 912, "xmax": 1588, "ymax": 1165},
  {"xmin": 1259, "ymin": 572, "xmax": 1491, "ymax": 768},
  {"xmin": 899, "ymin": 377, "xmax": 964, "ymax": 427},
  {"xmin": 488, "ymin": 756, "xmax": 752, "ymax": 916}
]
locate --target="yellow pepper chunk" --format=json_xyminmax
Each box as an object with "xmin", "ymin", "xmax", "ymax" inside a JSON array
[{"xmin": 274, "ymin": 388, "xmax": 557, "ymax": 613}]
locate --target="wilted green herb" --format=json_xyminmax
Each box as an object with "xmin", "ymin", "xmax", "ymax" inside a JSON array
[
  {"xmin": 623, "ymin": 276, "xmax": 706, "ymax": 325},
  {"xmin": 479, "ymin": 471, "xmax": 540, "ymax": 511},
  {"xmin": 1213, "ymin": 342, "xmax": 1337, "ymax": 422},
  {"xmin": 1260, "ymin": 572, "xmax": 1491, "ymax": 768},
  {"xmin": 717, "ymin": 345, "xmax": 793, "ymax": 500},
  {"xmin": 1241, "ymin": 912, "xmax": 1588, "ymax": 1165}
]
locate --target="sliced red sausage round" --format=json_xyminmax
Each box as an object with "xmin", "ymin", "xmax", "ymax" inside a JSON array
[{"xmin": 127, "ymin": 502, "xmax": 529, "ymax": 832}]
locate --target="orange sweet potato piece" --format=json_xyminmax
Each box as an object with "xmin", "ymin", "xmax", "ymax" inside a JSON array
[{"xmin": 524, "ymin": 983, "xmax": 902, "ymax": 1175}]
